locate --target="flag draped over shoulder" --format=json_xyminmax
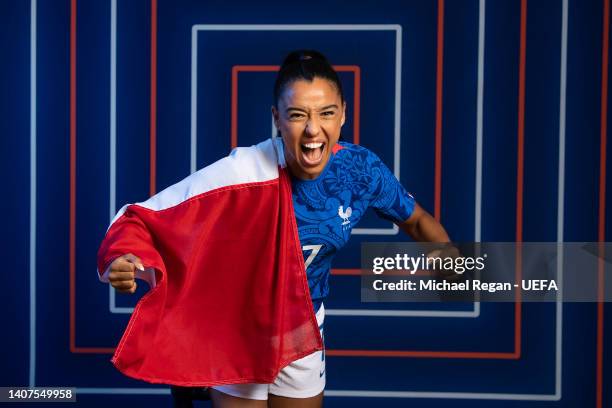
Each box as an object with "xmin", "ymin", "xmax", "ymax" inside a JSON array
[{"xmin": 97, "ymin": 138, "xmax": 322, "ymax": 387}]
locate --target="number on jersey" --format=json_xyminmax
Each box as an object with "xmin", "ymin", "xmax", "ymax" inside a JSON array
[{"xmin": 303, "ymin": 244, "xmax": 323, "ymax": 269}]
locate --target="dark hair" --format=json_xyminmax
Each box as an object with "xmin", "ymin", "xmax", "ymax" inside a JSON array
[{"xmin": 273, "ymin": 50, "xmax": 344, "ymax": 107}]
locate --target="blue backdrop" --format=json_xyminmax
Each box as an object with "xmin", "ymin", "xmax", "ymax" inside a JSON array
[{"xmin": 2, "ymin": 0, "xmax": 611, "ymax": 406}]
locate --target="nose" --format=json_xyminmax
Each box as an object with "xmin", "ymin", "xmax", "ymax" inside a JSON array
[{"xmin": 305, "ymin": 117, "xmax": 321, "ymax": 136}]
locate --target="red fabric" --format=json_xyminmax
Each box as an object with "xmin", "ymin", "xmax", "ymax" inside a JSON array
[{"xmin": 97, "ymin": 169, "xmax": 322, "ymax": 386}]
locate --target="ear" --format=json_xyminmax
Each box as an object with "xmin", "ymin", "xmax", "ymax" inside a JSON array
[
  {"xmin": 340, "ymin": 101, "xmax": 347, "ymax": 126},
  {"xmin": 271, "ymin": 106, "xmax": 280, "ymax": 129}
]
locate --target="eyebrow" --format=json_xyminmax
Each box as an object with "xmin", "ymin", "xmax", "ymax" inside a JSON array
[{"xmin": 286, "ymin": 104, "xmax": 339, "ymax": 113}]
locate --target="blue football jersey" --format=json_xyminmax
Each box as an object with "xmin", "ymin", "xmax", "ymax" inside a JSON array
[{"xmin": 287, "ymin": 141, "xmax": 416, "ymax": 312}]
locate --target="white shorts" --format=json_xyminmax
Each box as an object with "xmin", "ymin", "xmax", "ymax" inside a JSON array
[{"xmin": 212, "ymin": 304, "xmax": 326, "ymax": 400}]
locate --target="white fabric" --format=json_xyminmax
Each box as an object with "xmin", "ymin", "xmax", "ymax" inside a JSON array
[
  {"xmin": 109, "ymin": 138, "xmax": 283, "ymax": 225},
  {"xmin": 212, "ymin": 304, "xmax": 326, "ymax": 400}
]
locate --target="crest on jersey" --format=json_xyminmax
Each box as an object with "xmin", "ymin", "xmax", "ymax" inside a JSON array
[{"xmin": 338, "ymin": 205, "xmax": 352, "ymax": 227}]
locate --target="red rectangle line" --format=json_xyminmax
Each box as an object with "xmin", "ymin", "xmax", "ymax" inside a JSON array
[
  {"xmin": 73, "ymin": 18, "xmax": 523, "ymax": 362},
  {"xmin": 149, "ymin": 0, "xmax": 157, "ymax": 196},
  {"xmin": 231, "ymin": 65, "xmax": 361, "ymax": 149},
  {"xmin": 596, "ymin": 0, "xmax": 608, "ymax": 406}
]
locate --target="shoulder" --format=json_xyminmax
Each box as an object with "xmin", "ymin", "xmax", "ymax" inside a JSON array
[
  {"xmin": 331, "ymin": 142, "xmax": 387, "ymax": 170},
  {"xmin": 333, "ymin": 142, "xmax": 380, "ymax": 160},
  {"xmin": 323, "ymin": 142, "xmax": 392, "ymax": 191},
  {"xmin": 134, "ymin": 139, "xmax": 280, "ymax": 213},
  {"xmin": 333, "ymin": 141, "xmax": 368, "ymax": 154}
]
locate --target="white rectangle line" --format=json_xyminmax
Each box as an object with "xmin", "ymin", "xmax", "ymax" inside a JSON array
[
  {"xmin": 77, "ymin": 388, "xmax": 170, "ymax": 395},
  {"xmin": 326, "ymin": 309, "xmax": 479, "ymax": 317},
  {"xmin": 29, "ymin": 0, "xmax": 37, "ymax": 389},
  {"xmin": 475, "ymin": 0, "xmax": 485, "ymax": 243},
  {"xmin": 110, "ymin": 0, "xmax": 116, "ymax": 221},
  {"xmin": 555, "ymin": 0, "xmax": 568, "ymax": 398},
  {"xmin": 81, "ymin": 1, "xmax": 566, "ymax": 400},
  {"xmin": 116, "ymin": 24, "xmax": 477, "ymax": 316},
  {"xmin": 190, "ymin": 25, "xmax": 197, "ymax": 173},
  {"xmin": 108, "ymin": 0, "xmax": 118, "ymax": 314},
  {"xmin": 192, "ymin": 24, "xmax": 400, "ymax": 235},
  {"xmin": 324, "ymin": 390, "xmax": 561, "ymax": 400},
  {"xmin": 192, "ymin": 24, "xmax": 402, "ymax": 31}
]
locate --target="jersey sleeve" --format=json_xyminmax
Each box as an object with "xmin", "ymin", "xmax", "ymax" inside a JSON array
[
  {"xmin": 368, "ymin": 151, "xmax": 416, "ymax": 224},
  {"xmin": 97, "ymin": 203, "xmax": 166, "ymax": 288}
]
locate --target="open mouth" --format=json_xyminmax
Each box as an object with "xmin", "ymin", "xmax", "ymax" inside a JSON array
[{"xmin": 300, "ymin": 142, "xmax": 326, "ymax": 166}]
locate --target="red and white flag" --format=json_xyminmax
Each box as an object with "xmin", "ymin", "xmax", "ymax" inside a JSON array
[{"xmin": 97, "ymin": 139, "xmax": 322, "ymax": 386}]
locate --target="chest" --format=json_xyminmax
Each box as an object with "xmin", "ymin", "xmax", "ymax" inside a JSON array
[{"xmin": 291, "ymin": 172, "xmax": 371, "ymax": 252}]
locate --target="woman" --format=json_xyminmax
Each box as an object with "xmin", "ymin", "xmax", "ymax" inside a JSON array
[{"xmin": 101, "ymin": 50, "xmax": 452, "ymax": 408}]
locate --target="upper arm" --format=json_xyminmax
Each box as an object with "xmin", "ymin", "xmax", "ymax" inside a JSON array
[
  {"xmin": 397, "ymin": 202, "xmax": 451, "ymax": 242},
  {"xmin": 398, "ymin": 202, "xmax": 425, "ymax": 236},
  {"xmin": 368, "ymin": 152, "xmax": 416, "ymax": 224}
]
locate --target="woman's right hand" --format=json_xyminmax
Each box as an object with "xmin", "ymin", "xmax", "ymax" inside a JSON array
[{"xmin": 109, "ymin": 253, "xmax": 144, "ymax": 294}]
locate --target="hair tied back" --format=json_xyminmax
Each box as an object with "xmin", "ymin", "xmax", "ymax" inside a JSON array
[{"xmin": 274, "ymin": 49, "xmax": 344, "ymax": 106}]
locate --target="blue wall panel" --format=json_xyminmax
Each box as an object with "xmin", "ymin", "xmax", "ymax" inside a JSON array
[{"xmin": 2, "ymin": 0, "xmax": 611, "ymax": 406}]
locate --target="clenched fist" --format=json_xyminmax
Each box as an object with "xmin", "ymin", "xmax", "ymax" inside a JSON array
[{"xmin": 108, "ymin": 253, "xmax": 144, "ymax": 294}]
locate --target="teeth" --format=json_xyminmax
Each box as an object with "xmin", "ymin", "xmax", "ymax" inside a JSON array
[{"xmin": 302, "ymin": 142, "xmax": 323, "ymax": 149}]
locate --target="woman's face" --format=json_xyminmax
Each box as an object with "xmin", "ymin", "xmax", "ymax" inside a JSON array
[{"xmin": 272, "ymin": 77, "xmax": 346, "ymax": 180}]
